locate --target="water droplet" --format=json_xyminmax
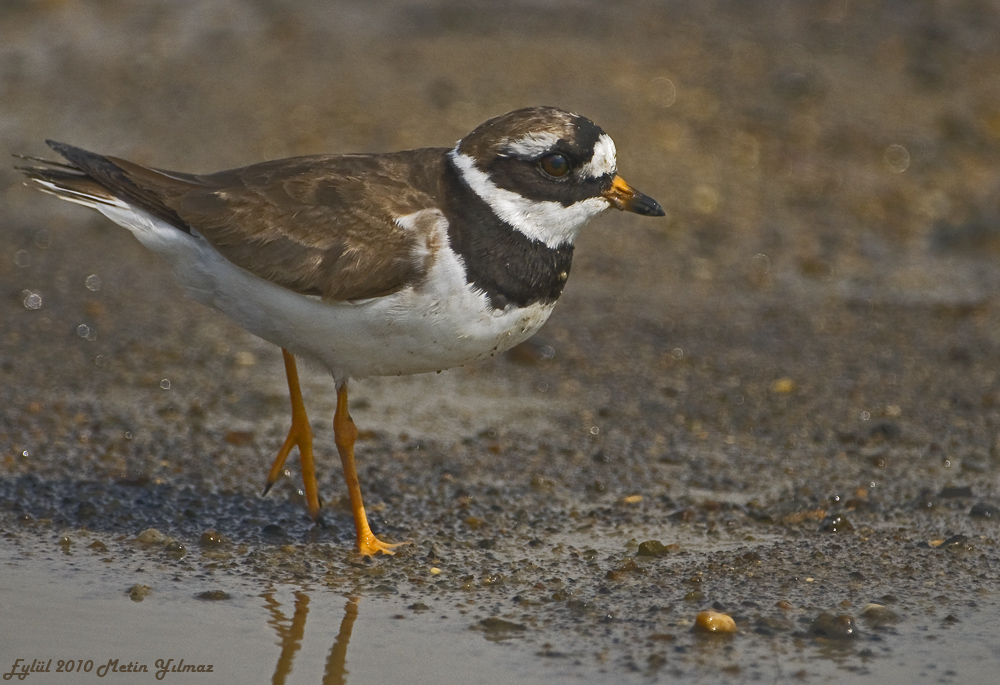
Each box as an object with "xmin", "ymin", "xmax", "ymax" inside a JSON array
[
  {"xmin": 590, "ymin": 426, "xmax": 600, "ymax": 435},
  {"xmin": 124, "ymin": 431, "xmax": 132, "ymax": 440},
  {"xmin": 671, "ymin": 348, "xmax": 684, "ymax": 360},
  {"xmin": 883, "ymin": 144, "xmax": 910, "ymax": 173},
  {"xmin": 94, "ymin": 355, "xmax": 106, "ymax": 367},
  {"xmin": 14, "ymin": 250, "xmax": 30, "ymax": 268},
  {"xmin": 33, "ymin": 229, "xmax": 51, "ymax": 249},
  {"xmin": 21, "ymin": 450, "xmax": 29, "ymax": 458},
  {"xmin": 649, "ymin": 77, "xmax": 677, "ymax": 108},
  {"xmin": 22, "ymin": 291, "xmax": 43, "ymax": 310},
  {"xmin": 75, "ymin": 324, "xmax": 97, "ymax": 342},
  {"xmin": 85, "ymin": 274, "xmax": 102, "ymax": 291},
  {"xmin": 860, "ymin": 411, "xmax": 871, "ymax": 421},
  {"xmin": 751, "ymin": 253, "xmax": 771, "ymax": 274},
  {"xmin": 536, "ymin": 381, "xmax": 549, "ymax": 393},
  {"xmin": 160, "ymin": 379, "xmax": 171, "ymax": 390}
]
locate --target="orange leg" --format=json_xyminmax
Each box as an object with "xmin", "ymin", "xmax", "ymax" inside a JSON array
[
  {"xmin": 262, "ymin": 349, "xmax": 322, "ymax": 521},
  {"xmin": 334, "ymin": 380, "xmax": 405, "ymax": 556}
]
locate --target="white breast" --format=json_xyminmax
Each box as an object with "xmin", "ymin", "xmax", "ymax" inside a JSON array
[{"xmin": 96, "ymin": 205, "xmax": 556, "ymax": 381}]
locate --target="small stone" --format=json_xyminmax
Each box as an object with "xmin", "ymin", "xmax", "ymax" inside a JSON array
[
  {"xmin": 135, "ymin": 528, "xmax": 166, "ymax": 546},
  {"xmin": 861, "ymin": 603, "xmax": 899, "ymax": 625},
  {"xmin": 930, "ymin": 533, "xmax": 970, "ymax": 548},
  {"xmin": 692, "ymin": 610, "xmax": 737, "ymax": 634},
  {"xmin": 195, "ymin": 590, "xmax": 231, "ymax": 601},
  {"xmin": 820, "ymin": 514, "xmax": 854, "ymax": 533},
  {"xmin": 636, "ymin": 540, "xmax": 674, "ymax": 557},
  {"xmin": 128, "ymin": 584, "xmax": 152, "ymax": 602},
  {"xmin": 970, "ymin": 502, "xmax": 1000, "ymax": 519},
  {"xmin": 754, "ymin": 615, "xmax": 795, "ymax": 635},
  {"xmin": 938, "ymin": 485, "xmax": 974, "ymax": 499},
  {"xmin": 476, "ymin": 617, "xmax": 527, "ymax": 639},
  {"xmin": 808, "ymin": 612, "xmax": 857, "ymax": 640},
  {"xmin": 163, "ymin": 539, "xmax": 187, "ymax": 560},
  {"xmin": 199, "ymin": 530, "xmax": 228, "ymax": 548}
]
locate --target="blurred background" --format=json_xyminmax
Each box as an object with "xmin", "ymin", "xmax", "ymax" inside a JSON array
[{"xmin": 5, "ymin": 0, "xmax": 999, "ymax": 296}]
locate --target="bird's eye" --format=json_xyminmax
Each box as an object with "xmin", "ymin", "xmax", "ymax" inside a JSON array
[{"xmin": 538, "ymin": 153, "xmax": 571, "ymax": 179}]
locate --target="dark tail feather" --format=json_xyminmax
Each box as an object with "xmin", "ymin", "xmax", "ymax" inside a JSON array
[
  {"xmin": 16, "ymin": 141, "xmax": 191, "ymax": 232},
  {"xmin": 15, "ymin": 148, "xmax": 119, "ymax": 208}
]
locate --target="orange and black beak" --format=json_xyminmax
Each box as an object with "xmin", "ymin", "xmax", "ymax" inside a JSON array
[{"xmin": 602, "ymin": 174, "xmax": 665, "ymax": 217}]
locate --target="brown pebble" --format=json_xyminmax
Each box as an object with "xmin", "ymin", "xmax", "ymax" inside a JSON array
[
  {"xmin": 199, "ymin": 530, "xmax": 228, "ymax": 547},
  {"xmin": 135, "ymin": 528, "xmax": 166, "ymax": 545},
  {"xmin": 195, "ymin": 590, "xmax": 231, "ymax": 601},
  {"xmin": 128, "ymin": 584, "xmax": 151, "ymax": 602},
  {"xmin": 692, "ymin": 610, "xmax": 737, "ymax": 634},
  {"xmin": 637, "ymin": 540, "xmax": 675, "ymax": 557}
]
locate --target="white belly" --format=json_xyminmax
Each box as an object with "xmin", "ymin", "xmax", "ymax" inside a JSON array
[{"xmin": 98, "ymin": 205, "xmax": 556, "ymax": 381}]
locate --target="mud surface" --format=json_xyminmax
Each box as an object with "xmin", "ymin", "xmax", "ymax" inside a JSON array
[{"xmin": 2, "ymin": 1, "xmax": 1000, "ymax": 683}]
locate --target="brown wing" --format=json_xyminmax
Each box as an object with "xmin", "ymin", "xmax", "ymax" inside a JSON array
[{"xmin": 37, "ymin": 142, "xmax": 449, "ymax": 302}]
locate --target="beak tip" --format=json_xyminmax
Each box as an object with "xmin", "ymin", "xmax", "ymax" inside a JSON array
[
  {"xmin": 644, "ymin": 199, "xmax": 666, "ymax": 217},
  {"xmin": 627, "ymin": 194, "xmax": 665, "ymax": 217}
]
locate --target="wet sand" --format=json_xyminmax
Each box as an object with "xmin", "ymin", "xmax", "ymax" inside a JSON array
[{"xmin": 3, "ymin": 1, "xmax": 1000, "ymax": 682}]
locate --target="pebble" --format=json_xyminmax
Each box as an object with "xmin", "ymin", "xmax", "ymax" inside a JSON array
[
  {"xmin": 970, "ymin": 502, "xmax": 999, "ymax": 519},
  {"xmin": 808, "ymin": 612, "xmax": 857, "ymax": 640},
  {"xmin": 692, "ymin": 610, "xmax": 737, "ymax": 634},
  {"xmin": 127, "ymin": 584, "xmax": 152, "ymax": 602},
  {"xmin": 135, "ymin": 528, "xmax": 166, "ymax": 545},
  {"xmin": 861, "ymin": 603, "xmax": 899, "ymax": 626},
  {"xmin": 637, "ymin": 540, "xmax": 678, "ymax": 557},
  {"xmin": 477, "ymin": 617, "xmax": 527, "ymax": 640},
  {"xmin": 820, "ymin": 514, "xmax": 854, "ymax": 533},
  {"xmin": 195, "ymin": 590, "xmax": 231, "ymax": 601},
  {"xmin": 199, "ymin": 530, "xmax": 229, "ymax": 548}
]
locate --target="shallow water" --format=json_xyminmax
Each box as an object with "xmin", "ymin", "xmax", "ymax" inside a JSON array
[{"xmin": 4, "ymin": 536, "xmax": 998, "ymax": 685}]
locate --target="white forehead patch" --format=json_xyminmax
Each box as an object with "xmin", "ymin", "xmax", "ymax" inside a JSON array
[
  {"xmin": 581, "ymin": 134, "xmax": 617, "ymax": 179},
  {"xmin": 450, "ymin": 148, "xmax": 610, "ymax": 248},
  {"xmin": 500, "ymin": 132, "xmax": 561, "ymax": 158}
]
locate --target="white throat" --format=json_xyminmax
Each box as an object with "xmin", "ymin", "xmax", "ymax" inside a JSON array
[{"xmin": 449, "ymin": 148, "xmax": 610, "ymax": 249}]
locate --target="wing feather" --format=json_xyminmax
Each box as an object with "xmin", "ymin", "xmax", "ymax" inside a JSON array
[{"xmin": 25, "ymin": 142, "xmax": 448, "ymax": 302}]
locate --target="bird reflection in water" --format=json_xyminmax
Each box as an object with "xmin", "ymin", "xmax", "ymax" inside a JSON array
[{"xmin": 263, "ymin": 588, "xmax": 359, "ymax": 684}]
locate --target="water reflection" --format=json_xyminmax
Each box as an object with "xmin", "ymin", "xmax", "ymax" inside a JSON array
[{"xmin": 264, "ymin": 588, "xmax": 360, "ymax": 685}]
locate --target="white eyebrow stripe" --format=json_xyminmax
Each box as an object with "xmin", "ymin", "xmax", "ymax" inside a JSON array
[
  {"xmin": 581, "ymin": 133, "xmax": 617, "ymax": 179},
  {"xmin": 501, "ymin": 132, "xmax": 561, "ymax": 158}
]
